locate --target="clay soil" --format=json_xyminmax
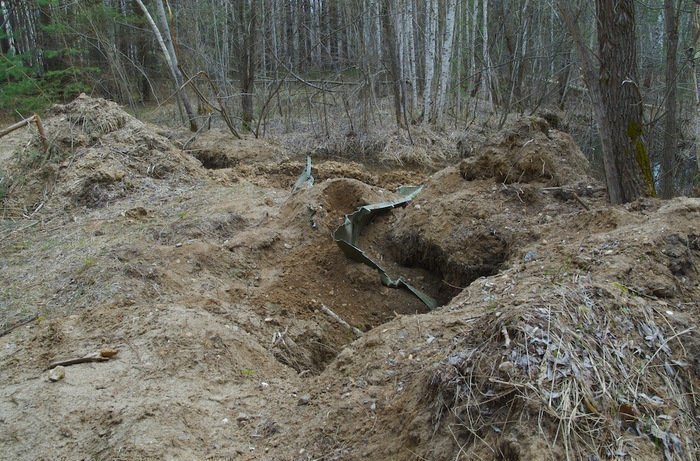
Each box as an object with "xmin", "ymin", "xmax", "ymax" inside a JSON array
[{"xmin": 1, "ymin": 96, "xmax": 699, "ymax": 461}]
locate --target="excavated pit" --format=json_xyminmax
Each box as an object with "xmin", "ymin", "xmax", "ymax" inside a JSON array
[
  {"xmin": 190, "ymin": 149, "xmax": 240, "ymax": 169},
  {"xmin": 388, "ymin": 227, "xmax": 512, "ymax": 306}
]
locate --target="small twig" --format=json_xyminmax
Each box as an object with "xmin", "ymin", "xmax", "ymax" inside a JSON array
[
  {"xmin": 501, "ymin": 326, "xmax": 511, "ymax": 348},
  {"xmin": 272, "ymin": 54, "xmax": 335, "ymax": 93},
  {"xmin": 46, "ymin": 352, "xmax": 111, "ymax": 370},
  {"xmin": 320, "ymin": 304, "xmax": 363, "ymax": 338},
  {"xmin": 571, "ymin": 192, "xmax": 590, "ymax": 211},
  {"xmin": 0, "ymin": 314, "xmax": 39, "ymax": 338}
]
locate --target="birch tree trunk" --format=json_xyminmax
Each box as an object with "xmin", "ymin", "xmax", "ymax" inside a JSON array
[
  {"xmin": 381, "ymin": 0, "xmax": 405, "ymax": 128},
  {"xmin": 482, "ymin": 0, "xmax": 492, "ymax": 110},
  {"xmin": 135, "ymin": 0, "xmax": 197, "ymax": 131},
  {"xmin": 422, "ymin": 0, "xmax": 437, "ymax": 120},
  {"xmin": 405, "ymin": 0, "xmax": 418, "ymax": 116},
  {"xmin": 434, "ymin": 0, "xmax": 457, "ymax": 124},
  {"xmin": 1, "ymin": 1, "xmax": 17, "ymax": 55}
]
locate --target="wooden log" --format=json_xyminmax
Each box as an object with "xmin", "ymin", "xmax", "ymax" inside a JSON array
[
  {"xmin": 320, "ymin": 304, "xmax": 363, "ymax": 338},
  {"xmin": 0, "ymin": 114, "xmax": 49, "ymax": 154},
  {"xmin": 33, "ymin": 114, "xmax": 49, "ymax": 154},
  {"xmin": 0, "ymin": 115, "xmax": 36, "ymax": 138}
]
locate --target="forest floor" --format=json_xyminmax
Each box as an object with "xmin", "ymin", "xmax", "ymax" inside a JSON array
[{"xmin": 1, "ymin": 95, "xmax": 699, "ymax": 461}]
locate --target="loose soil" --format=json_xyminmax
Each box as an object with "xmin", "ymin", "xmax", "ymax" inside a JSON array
[{"xmin": 1, "ymin": 96, "xmax": 698, "ymax": 461}]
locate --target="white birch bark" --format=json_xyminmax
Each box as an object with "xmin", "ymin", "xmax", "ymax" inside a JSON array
[
  {"xmin": 482, "ymin": 0, "xmax": 492, "ymax": 109},
  {"xmin": 405, "ymin": 0, "xmax": 418, "ymax": 114},
  {"xmin": 1, "ymin": 1, "xmax": 16, "ymax": 55},
  {"xmin": 470, "ymin": 0, "xmax": 478, "ymax": 93},
  {"xmin": 134, "ymin": 0, "xmax": 197, "ymax": 131},
  {"xmin": 396, "ymin": 0, "xmax": 405, "ymax": 88},
  {"xmin": 423, "ymin": 0, "xmax": 437, "ymax": 119},
  {"xmin": 434, "ymin": 0, "xmax": 457, "ymax": 123}
]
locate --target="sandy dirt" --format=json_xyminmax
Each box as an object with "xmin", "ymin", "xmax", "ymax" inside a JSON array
[{"xmin": 1, "ymin": 96, "xmax": 699, "ymax": 461}]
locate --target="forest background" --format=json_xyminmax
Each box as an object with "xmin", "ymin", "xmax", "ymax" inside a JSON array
[{"xmin": 1, "ymin": 0, "xmax": 699, "ymax": 199}]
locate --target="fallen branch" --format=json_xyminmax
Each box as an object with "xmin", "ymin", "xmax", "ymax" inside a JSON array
[
  {"xmin": 0, "ymin": 114, "xmax": 48, "ymax": 153},
  {"xmin": 46, "ymin": 351, "xmax": 114, "ymax": 370},
  {"xmin": 320, "ymin": 304, "xmax": 363, "ymax": 338},
  {"xmin": 571, "ymin": 191, "xmax": 590, "ymax": 211}
]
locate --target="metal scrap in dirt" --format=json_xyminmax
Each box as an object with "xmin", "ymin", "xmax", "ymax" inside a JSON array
[{"xmin": 293, "ymin": 158, "xmax": 437, "ymax": 309}]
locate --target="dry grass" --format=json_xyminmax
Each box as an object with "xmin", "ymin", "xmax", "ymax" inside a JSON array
[
  {"xmin": 430, "ymin": 274, "xmax": 698, "ymax": 460},
  {"xmin": 379, "ymin": 125, "xmax": 456, "ymax": 168}
]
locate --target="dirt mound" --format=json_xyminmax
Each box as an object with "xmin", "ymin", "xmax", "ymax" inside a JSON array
[
  {"xmin": 184, "ymin": 130, "xmax": 289, "ymax": 169},
  {"xmin": 387, "ymin": 159, "xmax": 604, "ymax": 305},
  {"xmin": 379, "ymin": 125, "xmax": 457, "ymax": 168},
  {"xmin": 421, "ymin": 198, "xmax": 700, "ymax": 461},
  {"xmin": 1, "ymin": 94, "xmax": 203, "ymax": 216},
  {"xmin": 2, "ymin": 103, "xmax": 699, "ymax": 461},
  {"xmin": 230, "ymin": 157, "xmax": 426, "ymax": 193},
  {"xmin": 279, "ymin": 198, "xmax": 699, "ymax": 461},
  {"xmin": 459, "ymin": 116, "xmax": 590, "ymax": 186},
  {"xmin": 382, "ymin": 118, "xmax": 601, "ymax": 305}
]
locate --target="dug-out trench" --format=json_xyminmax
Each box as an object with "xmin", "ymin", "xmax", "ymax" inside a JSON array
[
  {"xmin": 273, "ymin": 206, "xmax": 513, "ymax": 376},
  {"xmin": 387, "ymin": 225, "xmax": 512, "ymax": 306}
]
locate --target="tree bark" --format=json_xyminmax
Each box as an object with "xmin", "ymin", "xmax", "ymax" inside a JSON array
[
  {"xmin": 135, "ymin": 0, "xmax": 197, "ymax": 132},
  {"xmin": 692, "ymin": 2, "xmax": 700, "ymax": 175},
  {"xmin": 482, "ymin": 0, "xmax": 492, "ymax": 110},
  {"xmin": 422, "ymin": 0, "xmax": 437, "ymax": 120},
  {"xmin": 381, "ymin": 0, "xmax": 405, "ymax": 128},
  {"xmin": 434, "ymin": 0, "xmax": 457, "ymax": 124},
  {"xmin": 596, "ymin": 0, "xmax": 654, "ymax": 202},
  {"xmin": 239, "ymin": 0, "xmax": 257, "ymax": 133},
  {"xmin": 557, "ymin": 0, "xmax": 654, "ymax": 204},
  {"xmin": 661, "ymin": 0, "xmax": 680, "ymax": 198},
  {"xmin": 1, "ymin": 1, "xmax": 17, "ymax": 55},
  {"xmin": 405, "ymin": 0, "xmax": 418, "ymax": 116}
]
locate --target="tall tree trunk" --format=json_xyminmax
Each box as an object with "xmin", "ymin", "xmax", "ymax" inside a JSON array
[
  {"xmin": 596, "ymin": 0, "xmax": 654, "ymax": 202},
  {"xmin": 422, "ymin": 0, "xmax": 437, "ymax": 120},
  {"xmin": 135, "ymin": 0, "xmax": 197, "ymax": 131},
  {"xmin": 469, "ymin": 0, "xmax": 479, "ymax": 97},
  {"xmin": 405, "ymin": 0, "xmax": 418, "ymax": 116},
  {"xmin": 557, "ymin": 0, "xmax": 654, "ymax": 204},
  {"xmin": 239, "ymin": 0, "xmax": 257, "ymax": 133},
  {"xmin": 661, "ymin": 0, "xmax": 680, "ymax": 198},
  {"xmin": 381, "ymin": 0, "xmax": 405, "ymax": 128},
  {"xmin": 692, "ymin": 2, "xmax": 700, "ymax": 175},
  {"xmin": 434, "ymin": 0, "xmax": 457, "ymax": 124},
  {"xmin": 482, "ymin": 0, "xmax": 492, "ymax": 110},
  {"xmin": 1, "ymin": 1, "xmax": 17, "ymax": 55}
]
